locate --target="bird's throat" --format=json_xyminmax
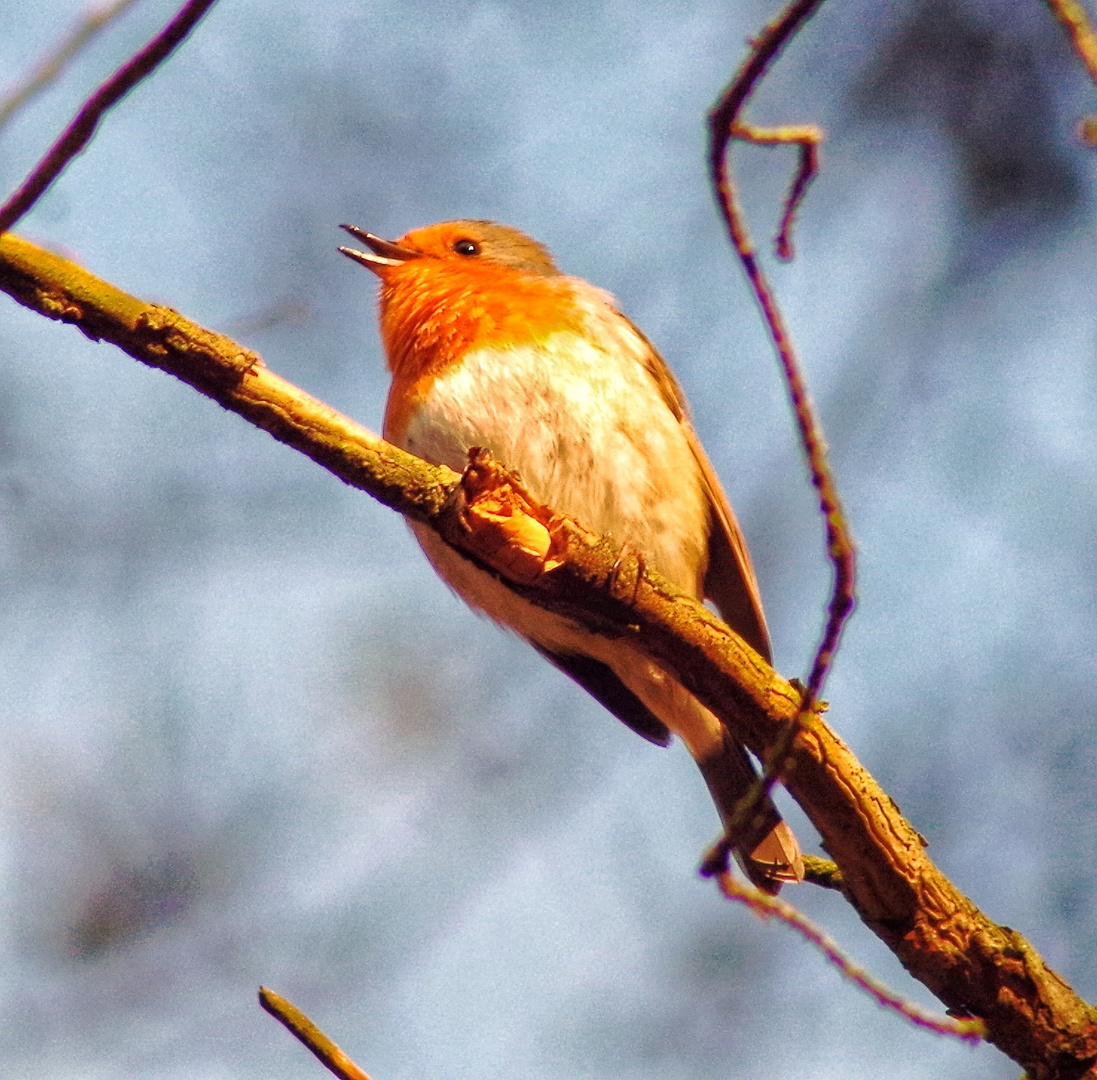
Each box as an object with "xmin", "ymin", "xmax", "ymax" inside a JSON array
[{"xmin": 378, "ymin": 263, "xmax": 583, "ymax": 385}]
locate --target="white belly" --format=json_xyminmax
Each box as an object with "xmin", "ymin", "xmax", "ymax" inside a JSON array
[
  {"xmin": 392, "ymin": 329, "xmax": 710, "ymax": 597},
  {"xmin": 388, "ymin": 328, "xmax": 727, "ymax": 759}
]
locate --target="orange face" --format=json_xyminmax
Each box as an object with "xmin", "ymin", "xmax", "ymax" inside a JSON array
[{"xmin": 370, "ymin": 221, "xmax": 580, "ymax": 384}]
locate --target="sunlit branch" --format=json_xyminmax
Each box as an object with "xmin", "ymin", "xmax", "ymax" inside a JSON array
[
  {"xmin": 730, "ymin": 121, "xmax": 821, "ymax": 260},
  {"xmin": 1042, "ymin": 0, "xmax": 1097, "ymax": 145},
  {"xmin": 260, "ymin": 988, "xmax": 374, "ymax": 1080}
]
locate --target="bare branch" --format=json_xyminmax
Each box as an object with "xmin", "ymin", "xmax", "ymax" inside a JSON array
[
  {"xmin": 707, "ymin": 0, "xmax": 856, "ymax": 883},
  {"xmin": 800, "ymin": 853, "xmax": 844, "ymax": 890},
  {"xmin": 715, "ymin": 871, "xmax": 984, "ymax": 1042},
  {"xmin": 260, "ymin": 988, "xmax": 374, "ymax": 1080},
  {"xmin": 0, "ymin": 233, "xmax": 451, "ymax": 521},
  {"xmin": 2, "ymin": 233, "xmax": 1095, "ymax": 1077},
  {"xmin": 1048, "ymin": 0, "xmax": 1097, "ymax": 79},
  {"xmin": 0, "ymin": 0, "xmax": 143, "ymax": 136},
  {"xmin": 730, "ymin": 121, "xmax": 821, "ymax": 260},
  {"xmin": 0, "ymin": 0, "xmax": 219, "ymax": 235}
]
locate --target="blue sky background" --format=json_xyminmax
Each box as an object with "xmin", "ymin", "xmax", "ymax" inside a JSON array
[{"xmin": 1, "ymin": 1, "xmax": 1095, "ymax": 1077}]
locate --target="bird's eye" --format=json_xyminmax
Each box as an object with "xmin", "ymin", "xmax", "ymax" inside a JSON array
[{"xmin": 453, "ymin": 238, "xmax": 480, "ymax": 256}]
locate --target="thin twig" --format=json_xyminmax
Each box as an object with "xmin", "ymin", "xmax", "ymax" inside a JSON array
[
  {"xmin": 0, "ymin": 0, "xmax": 143, "ymax": 136},
  {"xmin": 1042, "ymin": 0, "xmax": 1097, "ymax": 145},
  {"xmin": 716, "ymin": 872, "xmax": 986, "ymax": 1043},
  {"xmin": 731, "ymin": 121, "xmax": 821, "ymax": 259},
  {"xmin": 260, "ymin": 988, "xmax": 374, "ymax": 1080},
  {"xmin": 707, "ymin": 0, "xmax": 856, "ymax": 864},
  {"xmin": 0, "ymin": 0, "xmax": 219, "ymax": 235}
]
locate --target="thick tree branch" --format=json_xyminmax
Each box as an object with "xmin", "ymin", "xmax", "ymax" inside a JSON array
[
  {"xmin": 0, "ymin": 232, "xmax": 453, "ymax": 520},
  {"xmin": 2, "ymin": 232, "xmax": 1095, "ymax": 1077}
]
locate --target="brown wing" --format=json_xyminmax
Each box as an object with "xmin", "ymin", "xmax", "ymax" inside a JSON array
[
  {"xmin": 622, "ymin": 315, "xmax": 772, "ymax": 663},
  {"xmin": 687, "ymin": 426, "xmax": 772, "ymax": 663}
]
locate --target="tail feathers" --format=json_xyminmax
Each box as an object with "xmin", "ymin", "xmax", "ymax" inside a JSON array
[
  {"xmin": 696, "ymin": 733, "xmax": 804, "ymax": 895},
  {"xmin": 740, "ymin": 820, "xmax": 803, "ymax": 892},
  {"xmin": 525, "ymin": 643, "xmax": 803, "ymax": 892}
]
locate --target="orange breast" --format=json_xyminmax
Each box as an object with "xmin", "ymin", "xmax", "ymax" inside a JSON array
[{"xmin": 379, "ymin": 260, "xmax": 587, "ymax": 442}]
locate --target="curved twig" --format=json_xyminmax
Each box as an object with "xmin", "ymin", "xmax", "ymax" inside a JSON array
[
  {"xmin": 0, "ymin": 0, "xmax": 219, "ymax": 235},
  {"xmin": 707, "ymin": 0, "xmax": 856, "ymax": 876},
  {"xmin": 730, "ymin": 121, "xmax": 821, "ymax": 260}
]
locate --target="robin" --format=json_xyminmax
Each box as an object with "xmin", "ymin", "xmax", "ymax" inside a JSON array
[{"xmin": 340, "ymin": 220, "xmax": 803, "ymax": 893}]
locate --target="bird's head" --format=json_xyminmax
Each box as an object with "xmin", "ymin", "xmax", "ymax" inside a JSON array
[
  {"xmin": 339, "ymin": 220, "xmax": 560, "ymax": 279},
  {"xmin": 340, "ymin": 220, "xmax": 577, "ymax": 379}
]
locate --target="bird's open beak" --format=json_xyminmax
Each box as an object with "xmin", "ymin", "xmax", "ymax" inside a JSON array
[{"xmin": 339, "ymin": 225, "xmax": 419, "ymax": 275}]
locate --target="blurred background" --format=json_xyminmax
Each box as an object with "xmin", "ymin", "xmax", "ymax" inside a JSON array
[{"xmin": 1, "ymin": 0, "xmax": 1095, "ymax": 1076}]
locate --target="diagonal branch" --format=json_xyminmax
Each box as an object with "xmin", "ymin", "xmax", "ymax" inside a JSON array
[
  {"xmin": 260, "ymin": 987, "xmax": 374, "ymax": 1080},
  {"xmin": 0, "ymin": 0, "xmax": 144, "ymax": 136},
  {"xmin": 0, "ymin": 0, "xmax": 219, "ymax": 235},
  {"xmin": 0, "ymin": 233, "xmax": 450, "ymax": 521},
  {"xmin": 2, "ymin": 232, "xmax": 1095, "ymax": 1079},
  {"xmin": 715, "ymin": 872, "xmax": 981, "ymax": 1041}
]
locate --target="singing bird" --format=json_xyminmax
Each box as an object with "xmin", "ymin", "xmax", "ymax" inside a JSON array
[{"xmin": 340, "ymin": 220, "xmax": 803, "ymax": 892}]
